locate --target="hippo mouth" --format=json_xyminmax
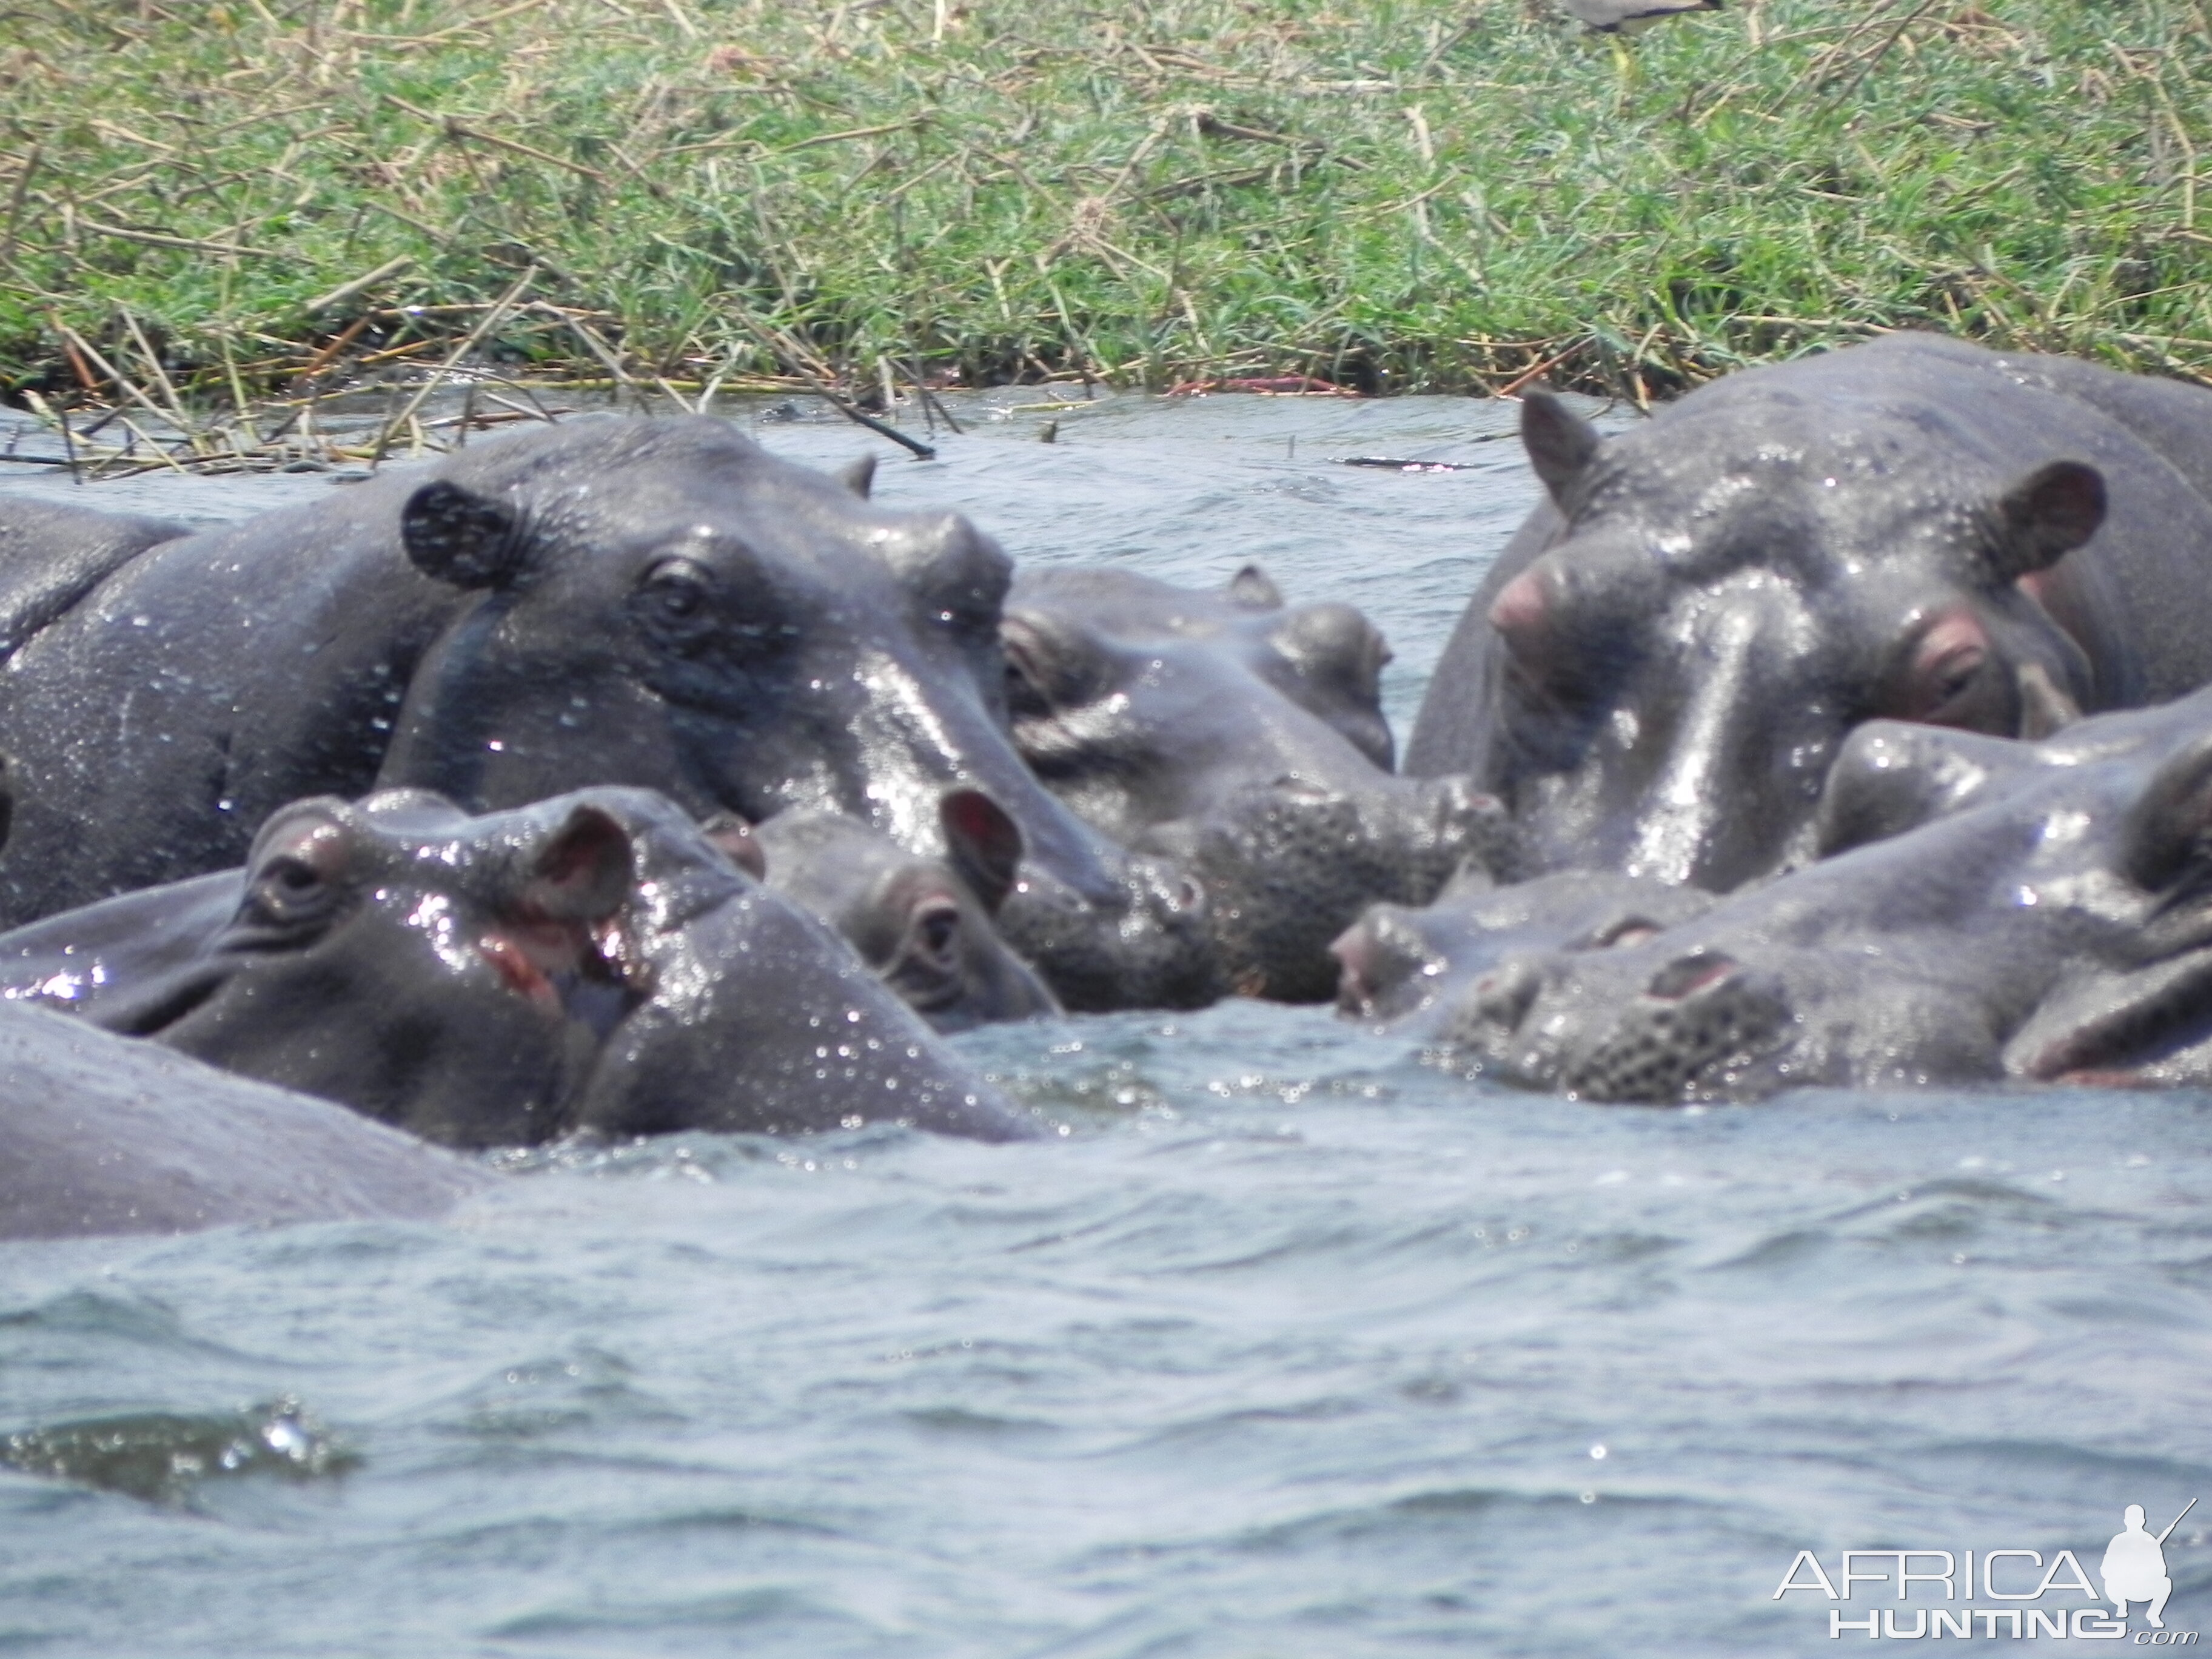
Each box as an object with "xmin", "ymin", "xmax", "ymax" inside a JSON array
[
  {"xmin": 85, "ymin": 959, "xmax": 240, "ymax": 1040},
  {"xmin": 89, "ymin": 909, "xmax": 647, "ymax": 1044},
  {"xmin": 469, "ymin": 913, "xmax": 645, "ymax": 1037},
  {"xmin": 2015, "ymin": 946, "xmax": 2212, "ymax": 1085}
]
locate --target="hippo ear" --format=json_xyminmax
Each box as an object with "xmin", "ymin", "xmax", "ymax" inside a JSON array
[
  {"xmin": 1225, "ymin": 563, "xmax": 1283, "ymax": 610},
  {"xmin": 2122, "ymin": 729, "xmax": 2212, "ymax": 893},
  {"xmin": 1987, "ymin": 460, "xmax": 2105, "ymax": 583},
  {"xmin": 401, "ymin": 480, "xmax": 527, "ymax": 589},
  {"xmin": 524, "ymin": 805, "xmax": 634, "ymax": 920},
  {"xmin": 940, "ymin": 789, "xmax": 1023, "ymax": 914},
  {"xmin": 697, "ymin": 811, "xmax": 768, "ymax": 881},
  {"xmin": 1520, "ymin": 386, "xmax": 1602, "ymax": 508},
  {"xmin": 835, "ymin": 455, "xmax": 877, "ymax": 500}
]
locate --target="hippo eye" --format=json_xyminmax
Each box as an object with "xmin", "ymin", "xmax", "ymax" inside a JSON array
[
  {"xmin": 917, "ymin": 902, "xmax": 960, "ymax": 959},
  {"xmin": 1004, "ymin": 646, "xmax": 1051, "ymax": 718},
  {"xmin": 928, "ymin": 588, "xmax": 1002, "ymax": 642},
  {"xmin": 245, "ymin": 854, "xmax": 338, "ymax": 928},
  {"xmin": 237, "ymin": 815, "xmax": 352, "ymax": 931},
  {"xmin": 1000, "ymin": 614, "xmax": 1107, "ymax": 718},
  {"xmin": 1891, "ymin": 612, "xmax": 2001, "ymax": 729},
  {"xmin": 1930, "ymin": 646, "xmax": 1986, "ymax": 706},
  {"xmin": 634, "ymin": 558, "xmax": 716, "ymax": 638}
]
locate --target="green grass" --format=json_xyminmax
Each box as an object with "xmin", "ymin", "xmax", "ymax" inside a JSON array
[{"xmin": 4, "ymin": 0, "xmax": 2211, "ymax": 410}]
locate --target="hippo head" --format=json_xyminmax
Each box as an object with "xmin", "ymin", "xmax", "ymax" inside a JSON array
[
  {"xmin": 370, "ymin": 419, "xmax": 1210, "ymax": 1010},
  {"xmin": 1002, "ymin": 563, "xmax": 1398, "ymax": 836},
  {"xmin": 88, "ymin": 790, "xmax": 640, "ymax": 1147},
  {"xmin": 732, "ymin": 790, "xmax": 1061, "ymax": 1033},
  {"xmin": 1443, "ymin": 686, "xmax": 2212, "ymax": 1100},
  {"xmin": 62, "ymin": 786, "xmax": 1029, "ymax": 1146},
  {"xmin": 1331, "ymin": 868, "xmax": 1716, "ymax": 1027},
  {"xmin": 1483, "ymin": 384, "xmax": 2108, "ymax": 891},
  {"xmin": 1001, "ymin": 566, "xmax": 1510, "ymax": 999}
]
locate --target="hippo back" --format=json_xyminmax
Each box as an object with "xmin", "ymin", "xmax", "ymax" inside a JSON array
[{"xmin": 0, "ymin": 998, "xmax": 486, "ymax": 1239}]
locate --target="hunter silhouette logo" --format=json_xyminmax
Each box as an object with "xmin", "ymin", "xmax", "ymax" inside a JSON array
[
  {"xmin": 1775, "ymin": 1500, "xmax": 2200, "ymax": 1641},
  {"xmin": 2105, "ymin": 1501, "xmax": 2193, "ymax": 1630}
]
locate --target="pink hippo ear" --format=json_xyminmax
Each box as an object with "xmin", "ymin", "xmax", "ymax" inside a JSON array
[
  {"xmin": 401, "ymin": 480, "xmax": 529, "ymax": 589},
  {"xmin": 1987, "ymin": 460, "xmax": 2105, "ymax": 585},
  {"xmin": 523, "ymin": 805, "xmax": 635, "ymax": 920},
  {"xmin": 1520, "ymin": 386, "xmax": 1603, "ymax": 508},
  {"xmin": 940, "ymin": 789, "xmax": 1023, "ymax": 914},
  {"xmin": 697, "ymin": 811, "xmax": 768, "ymax": 880}
]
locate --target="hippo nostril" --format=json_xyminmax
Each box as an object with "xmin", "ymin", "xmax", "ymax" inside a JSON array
[
  {"xmin": 1644, "ymin": 951, "xmax": 1740, "ymax": 1002},
  {"xmin": 1589, "ymin": 916, "xmax": 1661, "ymax": 951},
  {"xmin": 1469, "ymin": 959, "xmax": 1543, "ymax": 1032}
]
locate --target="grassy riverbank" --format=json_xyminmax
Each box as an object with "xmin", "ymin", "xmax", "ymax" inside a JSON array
[{"xmin": 4, "ymin": 0, "xmax": 2210, "ymax": 420}]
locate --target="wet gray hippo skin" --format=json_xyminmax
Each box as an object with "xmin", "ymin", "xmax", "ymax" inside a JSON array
[
  {"xmin": 1332, "ymin": 867, "xmax": 1714, "ymax": 1029},
  {"xmin": 1443, "ymin": 688, "xmax": 2212, "ymax": 1102},
  {"xmin": 0, "ymin": 421, "xmax": 1210, "ymax": 1013},
  {"xmin": 722, "ymin": 792, "xmax": 1060, "ymax": 1033},
  {"xmin": 1002, "ymin": 565, "xmax": 1511, "ymax": 1000},
  {"xmin": 0, "ymin": 998, "xmax": 488, "ymax": 1240},
  {"xmin": 0, "ymin": 787, "xmax": 1030, "ymax": 1147},
  {"xmin": 0, "ymin": 497, "xmax": 193, "ymax": 654},
  {"xmin": 1405, "ymin": 333, "xmax": 2212, "ymax": 893}
]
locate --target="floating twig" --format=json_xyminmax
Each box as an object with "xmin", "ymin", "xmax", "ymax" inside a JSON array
[
  {"xmin": 739, "ymin": 318, "xmax": 936, "ymax": 458},
  {"xmin": 368, "ymin": 265, "xmax": 537, "ymax": 466}
]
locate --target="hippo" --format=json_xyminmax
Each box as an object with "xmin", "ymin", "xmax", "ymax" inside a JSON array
[
  {"xmin": 717, "ymin": 791, "xmax": 1060, "ymax": 1033},
  {"xmin": 1002, "ymin": 565, "xmax": 1512, "ymax": 1000},
  {"xmin": 0, "ymin": 496, "xmax": 193, "ymax": 656},
  {"xmin": 0, "ymin": 787, "xmax": 1031, "ymax": 1146},
  {"xmin": 1405, "ymin": 333, "xmax": 2212, "ymax": 893},
  {"xmin": 0, "ymin": 421, "xmax": 1212, "ymax": 1011},
  {"xmin": 1332, "ymin": 866, "xmax": 1714, "ymax": 1028},
  {"xmin": 1441, "ymin": 686, "xmax": 2212, "ymax": 1101},
  {"xmin": 0, "ymin": 997, "xmax": 488, "ymax": 1240}
]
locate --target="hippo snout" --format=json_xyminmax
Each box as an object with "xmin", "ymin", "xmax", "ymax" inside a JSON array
[
  {"xmin": 1330, "ymin": 908, "xmax": 1438, "ymax": 1017},
  {"xmin": 1443, "ymin": 945, "xmax": 1791, "ymax": 1104},
  {"xmin": 1468, "ymin": 957, "xmax": 1545, "ymax": 1036},
  {"xmin": 1560, "ymin": 952, "xmax": 1791, "ymax": 1104}
]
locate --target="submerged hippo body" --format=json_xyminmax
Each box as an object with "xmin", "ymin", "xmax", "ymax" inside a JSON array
[
  {"xmin": 0, "ymin": 999, "xmax": 487, "ymax": 1240},
  {"xmin": 0, "ymin": 788, "xmax": 1029, "ymax": 1147},
  {"xmin": 1003, "ymin": 566, "xmax": 1510, "ymax": 1000},
  {"xmin": 1444, "ymin": 687, "xmax": 2212, "ymax": 1101},
  {"xmin": 1406, "ymin": 335, "xmax": 2212, "ymax": 892},
  {"xmin": 0, "ymin": 422, "xmax": 1209, "ymax": 1010}
]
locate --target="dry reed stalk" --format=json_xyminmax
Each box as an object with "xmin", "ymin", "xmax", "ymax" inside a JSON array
[{"xmin": 368, "ymin": 265, "xmax": 538, "ymax": 465}]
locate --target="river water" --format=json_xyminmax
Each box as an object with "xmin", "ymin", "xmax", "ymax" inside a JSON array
[{"xmin": 2, "ymin": 391, "xmax": 2209, "ymax": 1656}]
